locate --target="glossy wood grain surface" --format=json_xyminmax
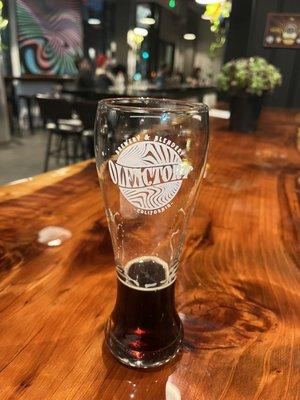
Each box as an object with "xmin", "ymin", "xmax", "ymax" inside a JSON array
[{"xmin": 0, "ymin": 109, "xmax": 299, "ymax": 400}]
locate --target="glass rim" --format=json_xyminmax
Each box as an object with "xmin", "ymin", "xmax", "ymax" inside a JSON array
[{"xmin": 98, "ymin": 97, "xmax": 209, "ymax": 114}]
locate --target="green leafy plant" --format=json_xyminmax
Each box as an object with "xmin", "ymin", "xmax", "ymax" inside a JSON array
[
  {"xmin": 0, "ymin": 2, "xmax": 8, "ymax": 30},
  {"xmin": 0, "ymin": 0, "xmax": 8, "ymax": 50},
  {"xmin": 217, "ymin": 57, "xmax": 282, "ymax": 96}
]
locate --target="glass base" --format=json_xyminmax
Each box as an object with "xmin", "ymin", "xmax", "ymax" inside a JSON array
[{"xmin": 105, "ymin": 319, "xmax": 183, "ymax": 369}]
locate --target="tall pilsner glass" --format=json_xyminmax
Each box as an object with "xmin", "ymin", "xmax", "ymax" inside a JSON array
[{"xmin": 94, "ymin": 98, "xmax": 209, "ymax": 368}]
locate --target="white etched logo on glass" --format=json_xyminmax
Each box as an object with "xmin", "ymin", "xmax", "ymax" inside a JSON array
[{"xmin": 109, "ymin": 136, "xmax": 193, "ymax": 214}]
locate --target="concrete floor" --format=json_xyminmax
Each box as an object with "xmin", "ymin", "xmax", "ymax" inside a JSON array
[{"xmin": 0, "ymin": 130, "xmax": 69, "ymax": 185}]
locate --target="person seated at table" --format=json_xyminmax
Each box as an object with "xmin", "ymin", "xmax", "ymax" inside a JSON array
[
  {"xmin": 170, "ymin": 69, "xmax": 185, "ymax": 85},
  {"xmin": 155, "ymin": 64, "xmax": 170, "ymax": 88},
  {"xmin": 75, "ymin": 57, "xmax": 94, "ymax": 89},
  {"xmin": 187, "ymin": 67, "xmax": 202, "ymax": 86},
  {"xmin": 95, "ymin": 54, "xmax": 114, "ymax": 91}
]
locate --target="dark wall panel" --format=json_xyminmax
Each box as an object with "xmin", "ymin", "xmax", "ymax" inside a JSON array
[
  {"xmin": 289, "ymin": 54, "xmax": 300, "ymax": 107},
  {"xmin": 224, "ymin": 0, "xmax": 253, "ymax": 62},
  {"xmin": 268, "ymin": 49, "xmax": 297, "ymax": 107},
  {"xmin": 115, "ymin": 0, "xmax": 132, "ymax": 67},
  {"xmin": 247, "ymin": 0, "xmax": 278, "ymax": 58}
]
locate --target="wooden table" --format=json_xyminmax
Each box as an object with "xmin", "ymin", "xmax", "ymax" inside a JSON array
[{"xmin": 0, "ymin": 109, "xmax": 299, "ymax": 399}]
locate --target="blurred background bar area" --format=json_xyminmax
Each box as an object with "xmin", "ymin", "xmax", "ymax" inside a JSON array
[{"xmin": 0, "ymin": 0, "xmax": 299, "ymax": 183}]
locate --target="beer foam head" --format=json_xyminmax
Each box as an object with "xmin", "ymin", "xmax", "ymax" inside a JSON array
[{"xmin": 123, "ymin": 256, "xmax": 169, "ymax": 290}]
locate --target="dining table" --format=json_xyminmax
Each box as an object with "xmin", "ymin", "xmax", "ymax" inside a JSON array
[{"xmin": 0, "ymin": 108, "xmax": 299, "ymax": 399}]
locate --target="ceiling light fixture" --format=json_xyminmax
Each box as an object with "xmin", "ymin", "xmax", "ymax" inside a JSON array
[
  {"xmin": 195, "ymin": 0, "xmax": 224, "ymax": 4},
  {"xmin": 88, "ymin": 18, "xmax": 101, "ymax": 25},
  {"xmin": 183, "ymin": 33, "xmax": 196, "ymax": 40},
  {"xmin": 139, "ymin": 17, "xmax": 156, "ymax": 25},
  {"xmin": 141, "ymin": 50, "xmax": 150, "ymax": 60},
  {"xmin": 133, "ymin": 27, "xmax": 148, "ymax": 37}
]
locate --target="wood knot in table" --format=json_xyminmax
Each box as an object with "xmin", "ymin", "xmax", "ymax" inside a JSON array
[
  {"xmin": 179, "ymin": 291, "xmax": 277, "ymax": 351},
  {"xmin": 0, "ymin": 243, "xmax": 23, "ymax": 273},
  {"xmin": 68, "ymin": 220, "xmax": 113, "ymax": 271}
]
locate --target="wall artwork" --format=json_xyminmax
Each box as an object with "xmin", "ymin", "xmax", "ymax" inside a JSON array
[
  {"xmin": 17, "ymin": 0, "xmax": 83, "ymax": 75},
  {"xmin": 264, "ymin": 13, "xmax": 300, "ymax": 49}
]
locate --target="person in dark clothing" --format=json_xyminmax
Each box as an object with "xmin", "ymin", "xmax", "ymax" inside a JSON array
[
  {"xmin": 187, "ymin": 67, "xmax": 202, "ymax": 86},
  {"xmin": 95, "ymin": 54, "xmax": 114, "ymax": 91},
  {"xmin": 75, "ymin": 58, "xmax": 94, "ymax": 89},
  {"xmin": 155, "ymin": 64, "xmax": 170, "ymax": 88}
]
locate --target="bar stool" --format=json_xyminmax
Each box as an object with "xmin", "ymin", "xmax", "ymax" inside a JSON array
[
  {"xmin": 73, "ymin": 100, "xmax": 98, "ymax": 158},
  {"xmin": 36, "ymin": 94, "xmax": 84, "ymax": 171}
]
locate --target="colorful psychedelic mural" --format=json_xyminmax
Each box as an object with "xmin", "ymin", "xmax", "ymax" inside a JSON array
[{"xmin": 17, "ymin": 0, "xmax": 83, "ymax": 75}]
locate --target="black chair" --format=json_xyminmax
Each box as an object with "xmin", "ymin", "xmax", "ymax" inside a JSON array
[
  {"xmin": 5, "ymin": 78, "xmax": 21, "ymax": 136},
  {"xmin": 73, "ymin": 100, "xmax": 98, "ymax": 158},
  {"xmin": 37, "ymin": 95, "xmax": 84, "ymax": 171}
]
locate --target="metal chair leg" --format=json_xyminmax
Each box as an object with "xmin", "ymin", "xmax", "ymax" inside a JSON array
[
  {"xmin": 44, "ymin": 131, "xmax": 53, "ymax": 172},
  {"xmin": 56, "ymin": 135, "xmax": 63, "ymax": 165},
  {"xmin": 27, "ymin": 98, "xmax": 34, "ymax": 134},
  {"xmin": 80, "ymin": 136, "xmax": 86, "ymax": 160},
  {"xmin": 72, "ymin": 136, "xmax": 79, "ymax": 163},
  {"xmin": 64, "ymin": 135, "xmax": 70, "ymax": 165}
]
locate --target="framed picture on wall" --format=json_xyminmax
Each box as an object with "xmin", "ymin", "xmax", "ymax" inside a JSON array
[{"xmin": 264, "ymin": 13, "xmax": 300, "ymax": 49}]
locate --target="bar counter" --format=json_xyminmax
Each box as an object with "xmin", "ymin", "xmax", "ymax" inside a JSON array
[
  {"xmin": 0, "ymin": 109, "xmax": 299, "ymax": 399},
  {"xmin": 61, "ymin": 84, "xmax": 216, "ymax": 101}
]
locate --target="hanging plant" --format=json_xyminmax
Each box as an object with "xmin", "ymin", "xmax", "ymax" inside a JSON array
[
  {"xmin": 0, "ymin": 1, "xmax": 7, "ymax": 24},
  {"xmin": 202, "ymin": 1, "xmax": 231, "ymax": 56}
]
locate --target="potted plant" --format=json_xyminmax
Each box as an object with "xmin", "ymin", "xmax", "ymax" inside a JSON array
[{"xmin": 217, "ymin": 57, "xmax": 282, "ymax": 132}]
